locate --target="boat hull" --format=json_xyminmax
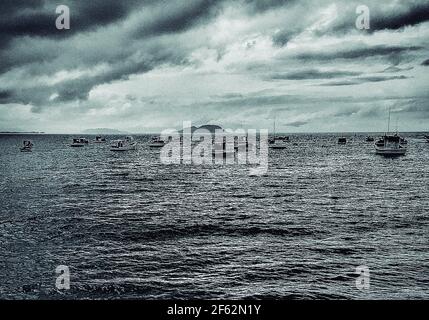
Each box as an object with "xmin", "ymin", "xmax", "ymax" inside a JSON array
[
  {"xmin": 375, "ymin": 148, "xmax": 407, "ymax": 156},
  {"xmin": 110, "ymin": 144, "xmax": 137, "ymax": 151},
  {"xmin": 149, "ymin": 143, "xmax": 165, "ymax": 148}
]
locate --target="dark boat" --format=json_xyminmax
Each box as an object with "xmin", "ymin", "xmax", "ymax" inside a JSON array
[
  {"xmin": 366, "ymin": 136, "xmax": 374, "ymax": 142},
  {"xmin": 20, "ymin": 140, "xmax": 33, "ymax": 152},
  {"xmin": 338, "ymin": 137, "xmax": 347, "ymax": 145}
]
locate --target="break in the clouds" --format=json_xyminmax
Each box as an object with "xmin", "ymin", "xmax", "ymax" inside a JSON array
[{"xmin": 0, "ymin": 0, "xmax": 428, "ymax": 133}]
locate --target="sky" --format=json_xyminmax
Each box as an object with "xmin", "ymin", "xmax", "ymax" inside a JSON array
[{"xmin": 0, "ymin": 0, "xmax": 428, "ymax": 133}]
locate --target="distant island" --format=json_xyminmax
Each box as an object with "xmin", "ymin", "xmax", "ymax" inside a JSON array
[
  {"xmin": 179, "ymin": 125, "xmax": 223, "ymax": 134},
  {"xmin": 82, "ymin": 128, "xmax": 129, "ymax": 134},
  {"xmin": 0, "ymin": 131, "xmax": 45, "ymax": 134}
]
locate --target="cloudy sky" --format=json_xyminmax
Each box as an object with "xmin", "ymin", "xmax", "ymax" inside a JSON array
[{"xmin": 0, "ymin": 0, "xmax": 428, "ymax": 133}]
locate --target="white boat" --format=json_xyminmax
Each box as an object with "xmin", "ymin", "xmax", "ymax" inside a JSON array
[
  {"xmin": 110, "ymin": 136, "xmax": 137, "ymax": 151},
  {"xmin": 375, "ymin": 135, "xmax": 407, "ymax": 156},
  {"xmin": 374, "ymin": 109, "xmax": 407, "ymax": 156},
  {"xmin": 149, "ymin": 136, "xmax": 166, "ymax": 148},
  {"xmin": 20, "ymin": 140, "xmax": 33, "ymax": 152},
  {"xmin": 71, "ymin": 138, "xmax": 88, "ymax": 147},
  {"xmin": 93, "ymin": 135, "xmax": 106, "ymax": 143}
]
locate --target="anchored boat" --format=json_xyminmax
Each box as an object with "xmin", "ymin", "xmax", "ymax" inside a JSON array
[
  {"xmin": 149, "ymin": 136, "xmax": 166, "ymax": 148},
  {"xmin": 71, "ymin": 138, "xmax": 89, "ymax": 147},
  {"xmin": 110, "ymin": 136, "xmax": 137, "ymax": 151},
  {"xmin": 374, "ymin": 109, "xmax": 407, "ymax": 157},
  {"xmin": 20, "ymin": 140, "xmax": 33, "ymax": 152},
  {"xmin": 375, "ymin": 134, "xmax": 407, "ymax": 156},
  {"xmin": 269, "ymin": 136, "xmax": 288, "ymax": 149},
  {"xmin": 338, "ymin": 137, "xmax": 347, "ymax": 145},
  {"xmin": 93, "ymin": 135, "xmax": 106, "ymax": 143},
  {"xmin": 269, "ymin": 116, "xmax": 288, "ymax": 149}
]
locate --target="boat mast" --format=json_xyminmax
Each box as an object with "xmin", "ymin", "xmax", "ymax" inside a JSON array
[
  {"xmin": 273, "ymin": 114, "xmax": 276, "ymax": 138},
  {"xmin": 387, "ymin": 107, "xmax": 391, "ymax": 134}
]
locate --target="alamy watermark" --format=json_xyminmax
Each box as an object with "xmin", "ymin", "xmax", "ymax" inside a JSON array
[
  {"xmin": 56, "ymin": 5, "xmax": 70, "ymax": 30},
  {"xmin": 159, "ymin": 121, "xmax": 269, "ymax": 176},
  {"xmin": 355, "ymin": 265, "xmax": 370, "ymax": 290},
  {"xmin": 55, "ymin": 265, "xmax": 70, "ymax": 290},
  {"xmin": 355, "ymin": 5, "xmax": 370, "ymax": 30}
]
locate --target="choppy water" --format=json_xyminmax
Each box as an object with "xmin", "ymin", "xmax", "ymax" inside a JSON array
[{"xmin": 0, "ymin": 133, "xmax": 428, "ymax": 299}]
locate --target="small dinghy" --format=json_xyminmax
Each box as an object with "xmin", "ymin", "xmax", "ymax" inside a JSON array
[{"xmin": 20, "ymin": 140, "xmax": 33, "ymax": 152}]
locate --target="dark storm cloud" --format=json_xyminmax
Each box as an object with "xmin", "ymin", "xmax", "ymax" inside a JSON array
[
  {"xmin": 295, "ymin": 45, "xmax": 423, "ymax": 61},
  {"xmin": 268, "ymin": 69, "xmax": 361, "ymax": 80},
  {"xmin": 320, "ymin": 75, "xmax": 409, "ymax": 86},
  {"xmin": 132, "ymin": 0, "xmax": 225, "ymax": 38},
  {"xmin": 285, "ymin": 120, "xmax": 308, "ymax": 127},
  {"xmin": 0, "ymin": 0, "xmax": 207, "ymax": 105},
  {"xmin": 326, "ymin": 1, "xmax": 429, "ymax": 36},
  {"xmin": 392, "ymin": 98, "xmax": 429, "ymax": 118},
  {"xmin": 381, "ymin": 65, "xmax": 414, "ymax": 73},
  {"xmin": 243, "ymin": 0, "xmax": 297, "ymax": 12},
  {"xmin": 0, "ymin": 0, "xmax": 428, "ymax": 129},
  {"xmin": 0, "ymin": 45, "xmax": 186, "ymax": 105},
  {"xmin": 0, "ymin": 1, "xmax": 143, "ymax": 47},
  {"xmin": 0, "ymin": 89, "xmax": 14, "ymax": 103},
  {"xmin": 370, "ymin": 2, "xmax": 429, "ymax": 31}
]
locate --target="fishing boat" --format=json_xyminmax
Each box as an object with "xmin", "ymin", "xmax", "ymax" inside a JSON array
[
  {"xmin": 70, "ymin": 138, "xmax": 88, "ymax": 147},
  {"xmin": 374, "ymin": 109, "xmax": 407, "ymax": 156},
  {"xmin": 93, "ymin": 135, "xmax": 106, "ymax": 143},
  {"xmin": 375, "ymin": 134, "xmax": 407, "ymax": 156},
  {"xmin": 20, "ymin": 140, "xmax": 33, "ymax": 152},
  {"xmin": 149, "ymin": 136, "xmax": 166, "ymax": 148},
  {"xmin": 365, "ymin": 136, "xmax": 374, "ymax": 142},
  {"xmin": 110, "ymin": 136, "xmax": 137, "ymax": 151},
  {"xmin": 338, "ymin": 137, "xmax": 347, "ymax": 145}
]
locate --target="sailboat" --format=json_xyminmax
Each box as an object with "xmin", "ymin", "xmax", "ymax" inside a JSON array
[
  {"xmin": 269, "ymin": 115, "xmax": 288, "ymax": 149},
  {"xmin": 374, "ymin": 109, "xmax": 407, "ymax": 156}
]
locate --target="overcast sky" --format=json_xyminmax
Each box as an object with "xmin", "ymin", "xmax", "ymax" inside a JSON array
[{"xmin": 0, "ymin": 0, "xmax": 428, "ymax": 133}]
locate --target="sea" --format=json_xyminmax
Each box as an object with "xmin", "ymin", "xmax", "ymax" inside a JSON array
[{"xmin": 0, "ymin": 133, "xmax": 428, "ymax": 299}]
